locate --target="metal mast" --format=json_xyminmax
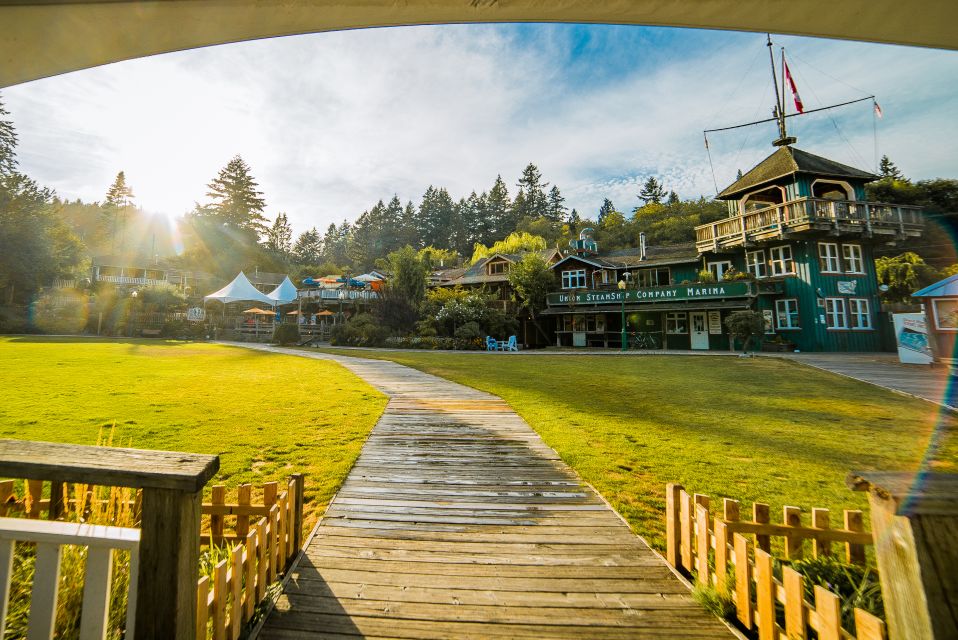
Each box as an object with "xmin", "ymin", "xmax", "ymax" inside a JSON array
[{"xmin": 767, "ymin": 34, "xmax": 796, "ymax": 147}]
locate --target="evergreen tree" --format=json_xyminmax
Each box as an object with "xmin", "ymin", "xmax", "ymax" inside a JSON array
[
  {"xmin": 383, "ymin": 195, "xmax": 406, "ymax": 254},
  {"xmin": 667, "ymin": 190, "xmax": 680, "ymax": 205},
  {"xmin": 486, "ymin": 175, "xmax": 512, "ymax": 238},
  {"xmin": 597, "ymin": 198, "xmax": 616, "ymax": 225},
  {"xmin": 399, "ymin": 201, "xmax": 419, "ymax": 249},
  {"xmin": 546, "ymin": 185, "xmax": 566, "ymax": 223},
  {"xmin": 0, "ymin": 95, "xmax": 17, "ymax": 177},
  {"xmin": 879, "ymin": 155, "xmax": 905, "ymax": 181},
  {"xmin": 292, "ymin": 227, "xmax": 322, "ymax": 264},
  {"xmin": 104, "ymin": 171, "xmax": 134, "ymax": 208},
  {"xmin": 639, "ymin": 177, "xmax": 667, "ymax": 204},
  {"xmin": 265, "ymin": 212, "xmax": 293, "ymax": 258},
  {"xmin": 321, "ymin": 223, "xmax": 348, "ymax": 266},
  {"xmin": 567, "ymin": 208, "xmax": 581, "ymax": 227},
  {"xmin": 416, "ymin": 186, "xmax": 460, "ymax": 251},
  {"xmin": 102, "ymin": 171, "xmax": 135, "ymax": 253},
  {"xmin": 203, "ymin": 155, "xmax": 268, "ymax": 236},
  {"xmin": 515, "ymin": 163, "xmax": 549, "ymax": 220},
  {"xmin": 736, "ymin": 169, "xmax": 744, "ymax": 180}
]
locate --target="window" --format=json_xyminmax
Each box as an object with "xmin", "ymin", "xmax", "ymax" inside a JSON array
[
  {"xmin": 488, "ymin": 261, "xmax": 509, "ymax": 275},
  {"xmin": 818, "ymin": 243, "xmax": 840, "ymax": 273},
  {"xmin": 707, "ymin": 261, "xmax": 732, "ymax": 281},
  {"xmin": 849, "ymin": 298, "xmax": 872, "ymax": 330},
  {"xmin": 775, "ymin": 299, "xmax": 800, "ymax": 329},
  {"xmin": 825, "ymin": 298, "xmax": 847, "ymax": 329},
  {"xmin": 843, "ymin": 244, "xmax": 864, "ymax": 274},
  {"xmin": 933, "ymin": 299, "xmax": 958, "ymax": 330},
  {"xmin": 561, "ymin": 269, "xmax": 586, "ymax": 289},
  {"xmin": 769, "ymin": 245, "xmax": 794, "ymax": 276},
  {"xmin": 637, "ymin": 267, "xmax": 670, "ymax": 287},
  {"xmin": 746, "ymin": 250, "xmax": 767, "ymax": 278},
  {"xmin": 666, "ymin": 312, "xmax": 687, "ymax": 334}
]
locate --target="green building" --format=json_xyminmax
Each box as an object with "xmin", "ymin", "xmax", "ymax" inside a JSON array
[{"xmin": 543, "ymin": 146, "xmax": 924, "ymax": 351}]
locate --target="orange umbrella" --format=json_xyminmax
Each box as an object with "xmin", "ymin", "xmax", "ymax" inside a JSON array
[
  {"xmin": 242, "ymin": 308, "xmax": 274, "ymax": 315},
  {"xmin": 316, "ymin": 310, "xmax": 334, "ymax": 316}
]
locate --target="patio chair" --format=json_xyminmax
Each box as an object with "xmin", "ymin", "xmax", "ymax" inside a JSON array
[
  {"xmin": 503, "ymin": 335, "xmax": 518, "ymax": 352},
  {"xmin": 485, "ymin": 336, "xmax": 499, "ymax": 351}
]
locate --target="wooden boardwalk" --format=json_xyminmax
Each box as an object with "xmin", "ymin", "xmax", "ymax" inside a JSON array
[{"xmin": 239, "ymin": 345, "xmax": 735, "ymax": 639}]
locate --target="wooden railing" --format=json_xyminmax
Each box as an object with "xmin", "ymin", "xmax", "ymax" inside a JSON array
[
  {"xmin": 0, "ymin": 439, "xmax": 219, "ymax": 639},
  {"xmin": 2, "ymin": 474, "xmax": 306, "ymax": 640},
  {"xmin": 665, "ymin": 484, "xmax": 886, "ymax": 640},
  {"xmin": 0, "ymin": 517, "xmax": 140, "ymax": 640},
  {"xmin": 695, "ymin": 197, "xmax": 923, "ymax": 249}
]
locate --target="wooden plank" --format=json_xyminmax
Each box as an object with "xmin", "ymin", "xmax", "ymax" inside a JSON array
[
  {"xmin": 783, "ymin": 566, "xmax": 806, "ymax": 639},
  {"xmin": 713, "ymin": 519, "xmax": 729, "ymax": 593},
  {"xmin": 229, "ymin": 545, "xmax": 243, "ymax": 640},
  {"xmin": 694, "ymin": 503, "xmax": 710, "ymax": 585},
  {"xmin": 244, "ymin": 530, "xmax": 257, "ymax": 621},
  {"xmin": 812, "ymin": 508, "xmax": 831, "ymax": 558},
  {"xmin": 854, "ymin": 608, "xmax": 887, "ymax": 640},
  {"xmin": 196, "ymin": 576, "xmax": 209, "ymax": 640},
  {"xmin": 236, "ymin": 484, "xmax": 252, "ymax": 538},
  {"xmin": 0, "ymin": 439, "xmax": 219, "ymax": 492},
  {"xmin": 733, "ymin": 533, "xmax": 753, "ymax": 629},
  {"xmin": 212, "ymin": 559, "xmax": 227, "ymax": 640},
  {"xmin": 813, "ymin": 585, "xmax": 841, "ymax": 640},
  {"xmin": 27, "ymin": 541, "xmax": 62, "ymax": 640},
  {"xmin": 784, "ymin": 505, "xmax": 803, "ymax": 560},
  {"xmin": 0, "ymin": 539, "xmax": 13, "ymax": 638},
  {"xmin": 256, "ymin": 520, "xmax": 268, "ymax": 603},
  {"xmin": 754, "ymin": 548, "xmax": 775, "ymax": 640},
  {"xmin": 753, "ymin": 502, "xmax": 770, "ymax": 553},
  {"xmin": 210, "ymin": 485, "xmax": 226, "ymax": 538},
  {"xmin": 844, "ymin": 510, "xmax": 866, "ymax": 565},
  {"xmin": 27, "ymin": 479, "xmax": 43, "ymax": 518},
  {"xmin": 679, "ymin": 490, "xmax": 693, "ymax": 571}
]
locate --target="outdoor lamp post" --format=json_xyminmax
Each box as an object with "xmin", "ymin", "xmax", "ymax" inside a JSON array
[
  {"xmin": 618, "ymin": 280, "xmax": 626, "ymax": 352},
  {"xmin": 130, "ymin": 289, "xmax": 138, "ymax": 337}
]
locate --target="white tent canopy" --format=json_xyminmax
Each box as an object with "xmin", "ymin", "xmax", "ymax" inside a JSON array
[
  {"xmin": 203, "ymin": 272, "xmax": 275, "ymax": 306},
  {"xmin": 267, "ymin": 276, "xmax": 298, "ymax": 304}
]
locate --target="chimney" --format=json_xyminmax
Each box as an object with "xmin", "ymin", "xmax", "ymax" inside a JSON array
[{"xmin": 639, "ymin": 233, "xmax": 647, "ymax": 261}]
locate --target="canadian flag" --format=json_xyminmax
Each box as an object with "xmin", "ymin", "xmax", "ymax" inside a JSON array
[{"xmin": 783, "ymin": 57, "xmax": 804, "ymax": 114}]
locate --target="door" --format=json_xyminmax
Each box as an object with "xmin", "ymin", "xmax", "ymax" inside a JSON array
[{"xmin": 690, "ymin": 312, "xmax": 709, "ymax": 350}]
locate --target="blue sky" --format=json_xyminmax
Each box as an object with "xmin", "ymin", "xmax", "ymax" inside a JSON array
[{"xmin": 4, "ymin": 24, "xmax": 957, "ymax": 237}]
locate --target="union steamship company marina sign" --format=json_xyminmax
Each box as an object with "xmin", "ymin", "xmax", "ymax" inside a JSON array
[{"xmin": 547, "ymin": 281, "xmax": 754, "ymax": 306}]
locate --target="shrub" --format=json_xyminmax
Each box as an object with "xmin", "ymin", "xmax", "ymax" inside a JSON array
[
  {"xmin": 272, "ymin": 323, "xmax": 301, "ymax": 346},
  {"xmin": 724, "ymin": 310, "xmax": 765, "ymax": 353},
  {"xmin": 329, "ymin": 314, "xmax": 389, "ymax": 347},
  {"xmin": 454, "ymin": 321, "xmax": 482, "ymax": 342},
  {"xmin": 697, "ymin": 269, "xmax": 717, "ymax": 283},
  {"xmin": 785, "ymin": 556, "xmax": 884, "ymax": 634},
  {"xmin": 722, "ymin": 268, "xmax": 752, "ymax": 281}
]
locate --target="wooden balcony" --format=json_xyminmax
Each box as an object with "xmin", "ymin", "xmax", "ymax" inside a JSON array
[{"xmin": 695, "ymin": 197, "xmax": 923, "ymax": 252}]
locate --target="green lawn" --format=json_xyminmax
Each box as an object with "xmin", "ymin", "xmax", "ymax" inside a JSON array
[
  {"xmin": 0, "ymin": 337, "xmax": 387, "ymax": 528},
  {"xmin": 318, "ymin": 348, "xmax": 958, "ymax": 551}
]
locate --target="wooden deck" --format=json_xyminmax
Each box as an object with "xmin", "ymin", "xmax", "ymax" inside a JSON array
[{"xmin": 238, "ymin": 345, "xmax": 735, "ymax": 639}]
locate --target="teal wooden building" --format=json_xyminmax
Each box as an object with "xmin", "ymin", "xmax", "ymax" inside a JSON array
[{"xmin": 542, "ymin": 146, "xmax": 924, "ymax": 351}]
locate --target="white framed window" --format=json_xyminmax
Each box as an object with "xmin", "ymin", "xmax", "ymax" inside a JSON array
[
  {"xmin": 825, "ymin": 298, "xmax": 847, "ymax": 329},
  {"xmin": 932, "ymin": 299, "xmax": 958, "ymax": 331},
  {"xmin": 769, "ymin": 245, "xmax": 794, "ymax": 276},
  {"xmin": 843, "ymin": 244, "xmax": 864, "ymax": 274},
  {"xmin": 666, "ymin": 312, "xmax": 687, "ymax": 334},
  {"xmin": 561, "ymin": 269, "xmax": 586, "ymax": 289},
  {"xmin": 849, "ymin": 298, "xmax": 872, "ymax": 330},
  {"xmin": 818, "ymin": 243, "xmax": 841, "ymax": 273},
  {"xmin": 708, "ymin": 261, "xmax": 733, "ymax": 281},
  {"xmin": 775, "ymin": 299, "xmax": 800, "ymax": 329},
  {"xmin": 746, "ymin": 250, "xmax": 767, "ymax": 278}
]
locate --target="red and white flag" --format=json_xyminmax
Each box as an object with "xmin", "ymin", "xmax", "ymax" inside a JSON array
[
  {"xmin": 874, "ymin": 101, "xmax": 883, "ymax": 119},
  {"xmin": 783, "ymin": 57, "xmax": 804, "ymax": 114}
]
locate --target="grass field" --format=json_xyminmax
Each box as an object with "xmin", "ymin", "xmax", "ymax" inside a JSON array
[
  {"xmin": 0, "ymin": 337, "xmax": 387, "ymax": 527},
  {"xmin": 318, "ymin": 348, "xmax": 958, "ymax": 551}
]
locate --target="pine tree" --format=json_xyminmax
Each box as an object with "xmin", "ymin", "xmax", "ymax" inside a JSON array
[
  {"xmin": 292, "ymin": 227, "xmax": 322, "ymax": 264},
  {"xmin": 879, "ymin": 155, "xmax": 905, "ymax": 181},
  {"xmin": 0, "ymin": 95, "xmax": 19, "ymax": 176},
  {"xmin": 266, "ymin": 212, "xmax": 293, "ymax": 257},
  {"xmin": 516, "ymin": 163, "xmax": 549, "ymax": 220},
  {"xmin": 736, "ymin": 169, "xmax": 744, "ymax": 180},
  {"xmin": 667, "ymin": 190, "xmax": 680, "ymax": 205},
  {"xmin": 204, "ymin": 155, "xmax": 268, "ymax": 236},
  {"xmin": 103, "ymin": 171, "xmax": 135, "ymax": 253},
  {"xmin": 567, "ymin": 208, "xmax": 581, "ymax": 227},
  {"xmin": 639, "ymin": 177, "xmax": 667, "ymax": 204},
  {"xmin": 546, "ymin": 185, "xmax": 566, "ymax": 223},
  {"xmin": 486, "ymin": 175, "xmax": 512, "ymax": 238},
  {"xmin": 105, "ymin": 171, "xmax": 134, "ymax": 208},
  {"xmin": 597, "ymin": 198, "xmax": 616, "ymax": 225}
]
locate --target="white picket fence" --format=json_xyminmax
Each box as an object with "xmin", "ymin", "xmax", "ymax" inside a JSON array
[{"xmin": 0, "ymin": 516, "xmax": 140, "ymax": 640}]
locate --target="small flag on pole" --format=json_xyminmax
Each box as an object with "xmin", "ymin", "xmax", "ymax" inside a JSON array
[
  {"xmin": 783, "ymin": 57, "xmax": 804, "ymax": 114},
  {"xmin": 874, "ymin": 101, "xmax": 883, "ymax": 119}
]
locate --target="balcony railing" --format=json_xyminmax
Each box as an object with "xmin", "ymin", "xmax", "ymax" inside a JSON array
[
  {"xmin": 96, "ymin": 275, "xmax": 169, "ymax": 287},
  {"xmin": 695, "ymin": 197, "xmax": 923, "ymax": 250}
]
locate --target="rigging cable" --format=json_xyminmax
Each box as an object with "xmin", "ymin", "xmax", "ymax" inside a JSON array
[{"xmin": 704, "ymin": 132, "xmax": 720, "ymax": 195}]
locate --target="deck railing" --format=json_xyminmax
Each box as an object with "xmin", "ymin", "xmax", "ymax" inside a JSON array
[
  {"xmin": 665, "ymin": 484, "xmax": 886, "ymax": 640},
  {"xmin": 695, "ymin": 197, "xmax": 923, "ymax": 249},
  {"xmin": 0, "ymin": 517, "xmax": 140, "ymax": 640}
]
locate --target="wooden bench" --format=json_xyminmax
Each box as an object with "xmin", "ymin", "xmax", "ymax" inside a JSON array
[{"xmin": 140, "ymin": 328, "xmax": 162, "ymax": 337}]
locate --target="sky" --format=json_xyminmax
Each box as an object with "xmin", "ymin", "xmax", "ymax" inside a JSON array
[{"xmin": 4, "ymin": 24, "xmax": 958, "ymax": 237}]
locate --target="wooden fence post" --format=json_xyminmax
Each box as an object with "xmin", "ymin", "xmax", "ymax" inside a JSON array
[
  {"xmin": 210, "ymin": 485, "xmax": 225, "ymax": 540},
  {"xmin": 236, "ymin": 484, "xmax": 251, "ymax": 538},
  {"xmin": 665, "ymin": 483, "xmax": 683, "ymax": 568},
  {"xmin": 812, "ymin": 508, "xmax": 831, "ymax": 558},
  {"xmin": 783, "ymin": 566, "xmax": 807, "ymax": 639},
  {"xmin": 848, "ymin": 471, "xmax": 958, "ymax": 640},
  {"xmin": 733, "ymin": 533, "xmax": 753, "ymax": 629},
  {"xmin": 755, "ymin": 548, "xmax": 775, "ymax": 640},
  {"xmin": 679, "ymin": 490, "xmax": 693, "ymax": 571},
  {"xmin": 753, "ymin": 502, "xmax": 770, "ymax": 553},
  {"xmin": 814, "ymin": 585, "xmax": 842, "ymax": 640},
  {"xmin": 783, "ymin": 505, "xmax": 803, "ymax": 559},
  {"xmin": 695, "ymin": 502, "xmax": 710, "ymax": 585},
  {"xmin": 844, "ymin": 509, "xmax": 866, "ymax": 565}
]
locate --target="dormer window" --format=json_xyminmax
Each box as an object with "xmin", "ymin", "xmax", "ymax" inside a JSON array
[
  {"xmin": 561, "ymin": 269, "xmax": 586, "ymax": 289},
  {"xmin": 488, "ymin": 261, "xmax": 509, "ymax": 276}
]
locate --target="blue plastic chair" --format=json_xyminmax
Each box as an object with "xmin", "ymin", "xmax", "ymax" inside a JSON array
[
  {"xmin": 503, "ymin": 335, "xmax": 518, "ymax": 351},
  {"xmin": 485, "ymin": 336, "xmax": 499, "ymax": 351}
]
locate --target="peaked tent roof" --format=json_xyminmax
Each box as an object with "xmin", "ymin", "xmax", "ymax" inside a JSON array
[
  {"xmin": 267, "ymin": 276, "xmax": 298, "ymax": 304},
  {"xmin": 717, "ymin": 146, "xmax": 878, "ymax": 200},
  {"xmin": 912, "ymin": 273, "xmax": 958, "ymax": 298},
  {"xmin": 204, "ymin": 272, "xmax": 275, "ymax": 305}
]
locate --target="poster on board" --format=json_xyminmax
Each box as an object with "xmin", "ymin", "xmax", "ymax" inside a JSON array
[
  {"xmin": 707, "ymin": 310, "xmax": 722, "ymax": 334},
  {"xmin": 893, "ymin": 313, "xmax": 933, "ymax": 364}
]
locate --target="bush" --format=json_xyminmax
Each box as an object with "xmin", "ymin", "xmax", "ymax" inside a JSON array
[
  {"xmin": 697, "ymin": 269, "xmax": 717, "ymax": 283},
  {"xmin": 454, "ymin": 321, "xmax": 482, "ymax": 342},
  {"xmin": 784, "ymin": 556, "xmax": 884, "ymax": 634},
  {"xmin": 272, "ymin": 323, "xmax": 301, "ymax": 346},
  {"xmin": 724, "ymin": 310, "xmax": 765, "ymax": 353},
  {"xmin": 329, "ymin": 314, "xmax": 389, "ymax": 347}
]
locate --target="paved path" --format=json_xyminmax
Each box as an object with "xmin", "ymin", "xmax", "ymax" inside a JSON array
[
  {"xmin": 233, "ymin": 344, "xmax": 734, "ymax": 640},
  {"xmin": 780, "ymin": 352, "xmax": 956, "ymax": 412}
]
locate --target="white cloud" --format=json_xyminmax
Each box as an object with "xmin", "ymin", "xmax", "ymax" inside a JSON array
[{"xmin": 4, "ymin": 25, "xmax": 957, "ymax": 236}]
